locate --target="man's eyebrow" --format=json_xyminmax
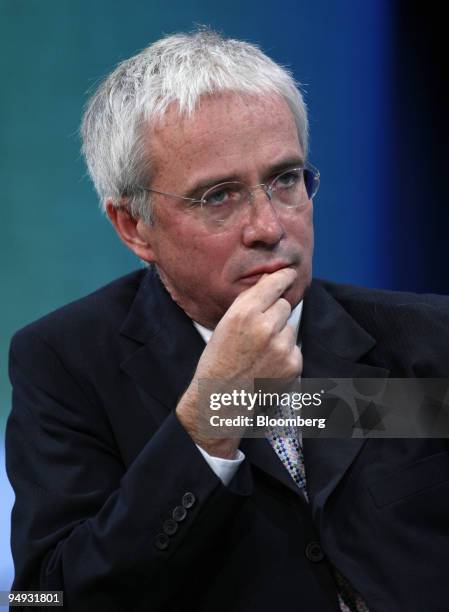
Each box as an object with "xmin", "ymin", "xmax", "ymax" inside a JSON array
[
  {"xmin": 183, "ymin": 157, "xmax": 305, "ymax": 199},
  {"xmin": 184, "ymin": 173, "xmax": 242, "ymax": 199},
  {"xmin": 267, "ymin": 157, "xmax": 305, "ymax": 176}
]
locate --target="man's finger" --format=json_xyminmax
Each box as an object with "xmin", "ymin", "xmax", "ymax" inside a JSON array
[
  {"xmin": 275, "ymin": 321, "xmax": 299, "ymax": 351},
  {"xmin": 236, "ymin": 267, "xmax": 297, "ymax": 312},
  {"xmin": 263, "ymin": 297, "xmax": 292, "ymax": 333}
]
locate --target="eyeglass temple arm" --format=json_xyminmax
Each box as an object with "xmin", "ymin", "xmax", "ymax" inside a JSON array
[{"xmin": 138, "ymin": 185, "xmax": 203, "ymax": 203}]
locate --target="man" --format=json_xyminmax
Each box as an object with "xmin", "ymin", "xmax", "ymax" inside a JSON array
[{"xmin": 6, "ymin": 30, "xmax": 449, "ymax": 612}]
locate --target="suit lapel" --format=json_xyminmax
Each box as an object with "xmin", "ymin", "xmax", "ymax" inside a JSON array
[
  {"xmin": 301, "ymin": 281, "xmax": 390, "ymax": 525},
  {"xmin": 119, "ymin": 267, "xmax": 205, "ymax": 426},
  {"xmin": 240, "ymin": 438, "xmax": 306, "ymax": 498}
]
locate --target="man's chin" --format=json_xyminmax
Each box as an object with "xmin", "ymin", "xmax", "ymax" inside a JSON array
[{"xmin": 282, "ymin": 279, "xmax": 310, "ymax": 309}]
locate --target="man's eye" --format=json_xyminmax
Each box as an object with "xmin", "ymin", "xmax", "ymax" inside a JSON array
[
  {"xmin": 275, "ymin": 170, "xmax": 302, "ymax": 189},
  {"xmin": 203, "ymin": 186, "xmax": 240, "ymax": 207}
]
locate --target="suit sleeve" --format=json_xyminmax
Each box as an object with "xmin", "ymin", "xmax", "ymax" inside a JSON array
[{"xmin": 6, "ymin": 328, "xmax": 252, "ymax": 611}]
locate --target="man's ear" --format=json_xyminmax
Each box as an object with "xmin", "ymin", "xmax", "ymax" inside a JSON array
[{"xmin": 106, "ymin": 200, "xmax": 157, "ymax": 263}]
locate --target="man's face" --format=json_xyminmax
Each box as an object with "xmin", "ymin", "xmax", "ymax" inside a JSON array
[{"xmin": 138, "ymin": 92, "xmax": 314, "ymax": 328}]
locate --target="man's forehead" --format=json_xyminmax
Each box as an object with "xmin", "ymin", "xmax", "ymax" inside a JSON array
[
  {"xmin": 153, "ymin": 92, "xmax": 293, "ymax": 138},
  {"xmin": 147, "ymin": 91, "xmax": 301, "ymax": 176}
]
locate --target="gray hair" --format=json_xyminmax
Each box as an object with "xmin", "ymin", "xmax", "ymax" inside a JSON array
[{"xmin": 81, "ymin": 28, "xmax": 309, "ymax": 223}]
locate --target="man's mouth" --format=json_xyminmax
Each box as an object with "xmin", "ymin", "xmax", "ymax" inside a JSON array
[{"xmin": 239, "ymin": 261, "xmax": 294, "ymax": 281}]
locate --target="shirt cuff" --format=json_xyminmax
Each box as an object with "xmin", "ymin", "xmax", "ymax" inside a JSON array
[{"xmin": 196, "ymin": 445, "xmax": 245, "ymax": 486}]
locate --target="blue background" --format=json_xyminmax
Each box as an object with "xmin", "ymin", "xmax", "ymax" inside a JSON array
[{"xmin": 1, "ymin": 0, "xmax": 447, "ymax": 596}]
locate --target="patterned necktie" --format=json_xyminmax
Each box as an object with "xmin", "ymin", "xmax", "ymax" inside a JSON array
[{"xmin": 266, "ymin": 405, "xmax": 370, "ymax": 612}]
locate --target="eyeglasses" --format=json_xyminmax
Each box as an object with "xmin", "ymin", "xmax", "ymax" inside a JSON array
[{"xmin": 137, "ymin": 164, "xmax": 320, "ymax": 230}]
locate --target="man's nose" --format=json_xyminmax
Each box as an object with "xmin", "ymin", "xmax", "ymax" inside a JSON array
[{"xmin": 241, "ymin": 187, "xmax": 285, "ymax": 247}]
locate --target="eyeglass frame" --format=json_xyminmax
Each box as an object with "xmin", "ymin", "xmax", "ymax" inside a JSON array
[{"xmin": 133, "ymin": 163, "xmax": 320, "ymax": 210}]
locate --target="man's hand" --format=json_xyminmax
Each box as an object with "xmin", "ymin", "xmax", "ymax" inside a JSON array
[{"xmin": 176, "ymin": 268, "xmax": 303, "ymax": 458}]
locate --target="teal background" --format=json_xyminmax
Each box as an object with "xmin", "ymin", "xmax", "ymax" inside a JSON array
[{"xmin": 3, "ymin": 0, "xmax": 446, "ymax": 597}]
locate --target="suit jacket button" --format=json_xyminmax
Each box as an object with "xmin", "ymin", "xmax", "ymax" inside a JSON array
[
  {"xmin": 154, "ymin": 533, "xmax": 170, "ymax": 550},
  {"xmin": 305, "ymin": 541, "xmax": 325, "ymax": 562},
  {"xmin": 182, "ymin": 492, "xmax": 196, "ymax": 509},
  {"xmin": 173, "ymin": 505, "xmax": 187, "ymax": 522},
  {"xmin": 163, "ymin": 519, "xmax": 178, "ymax": 536}
]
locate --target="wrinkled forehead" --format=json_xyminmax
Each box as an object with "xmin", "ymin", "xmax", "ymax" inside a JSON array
[
  {"xmin": 152, "ymin": 91, "xmax": 298, "ymax": 138},
  {"xmin": 145, "ymin": 92, "xmax": 302, "ymax": 179}
]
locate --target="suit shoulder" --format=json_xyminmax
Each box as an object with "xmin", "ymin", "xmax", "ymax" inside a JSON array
[
  {"xmin": 313, "ymin": 279, "xmax": 449, "ymax": 369},
  {"xmin": 315, "ymin": 278, "xmax": 449, "ymax": 314},
  {"xmin": 10, "ymin": 268, "xmax": 147, "ymax": 354}
]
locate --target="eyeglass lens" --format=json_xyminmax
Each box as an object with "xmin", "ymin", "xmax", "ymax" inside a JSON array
[{"xmin": 195, "ymin": 168, "xmax": 319, "ymax": 230}]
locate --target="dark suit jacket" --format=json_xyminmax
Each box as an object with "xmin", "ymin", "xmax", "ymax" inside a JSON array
[{"xmin": 6, "ymin": 268, "xmax": 449, "ymax": 612}]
